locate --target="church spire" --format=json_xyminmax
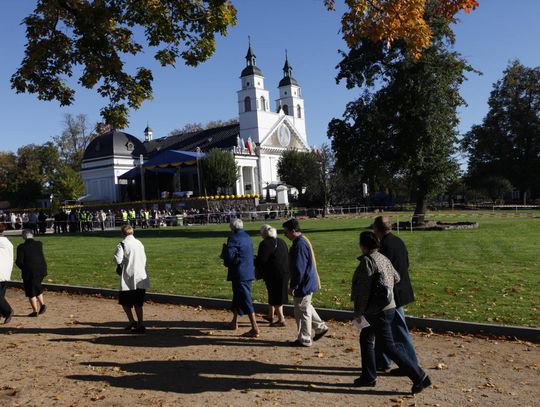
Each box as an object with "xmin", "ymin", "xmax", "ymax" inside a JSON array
[
  {"xmin": 245, "ymin": 36, "xmax": 256, "ymax": 66},
  {"xmin": 241, "ymin": 36, "xmax": 263, "ymax": 78},
  {"xmin": 283, "ymin": 49, "xmax": 292, "ymax": 77}
]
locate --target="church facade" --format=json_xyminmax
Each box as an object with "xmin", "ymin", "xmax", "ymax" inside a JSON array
[{"xmin": 80, "ymin": 44, "xmax": 311, "ymax": 202}]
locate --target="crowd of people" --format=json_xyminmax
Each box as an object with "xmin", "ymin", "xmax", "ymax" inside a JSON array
[{"xmin": 0, "ymin": 215, "xmax": 432, "ymax": 394}]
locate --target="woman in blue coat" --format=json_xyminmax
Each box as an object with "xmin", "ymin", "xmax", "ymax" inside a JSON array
[{"xmin": 221, "ymin": 218, "xmax": 260, "ymax": 337}]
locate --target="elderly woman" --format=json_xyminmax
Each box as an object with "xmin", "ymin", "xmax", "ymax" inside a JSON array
[
  {"xmin": 221, "ymin": 218, "xmax": 260, "ymax": 337},
  {"xmin": 255, "ymin": 225, "xmax": 289, "ymax": 327},
  {"xmin": 0, "ymin": 223, "xmax": 14, "ymax": 323},
  {"xmin": 351, "ymin": 231, "xmax": 431, "ymax": 394},
  {"xmin": 114, "ymin": 225, "xmax": 150, "ymax": 333}
]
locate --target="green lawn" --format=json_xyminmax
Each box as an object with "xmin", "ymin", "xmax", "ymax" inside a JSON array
[{"xmin": 7, "ymin": 213, "xmax": 540, "ymax": 327}]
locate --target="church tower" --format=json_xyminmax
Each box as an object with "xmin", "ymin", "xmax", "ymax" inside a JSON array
[
  {"xmin": 276, "ymin": 52, "xmax": 306, "ymax": 143},
  {"xmin": 237, "ymin": 41, "xmax": 275, "ymax": 145}
]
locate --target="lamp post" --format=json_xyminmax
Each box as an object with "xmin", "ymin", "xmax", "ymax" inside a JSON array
[
  {"xmin": 196, "ymin": 147, "xmax": 202, "ymax": 196},
  {"xmin": 139, "ymin": 154, "xmax": 146, "ymax": 204}
]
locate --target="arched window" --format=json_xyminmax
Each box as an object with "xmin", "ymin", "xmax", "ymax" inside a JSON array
[
  {"xmin": 244, "ymin": 96, "xmax": 251, "ymax": 112},
  {"xmin": 297, "ymin": 105, "xmax": 302, "ymax": 118},
  {"xmin": 260, "ymin": 96, "xmax": 266, "ymax": 111},
  {"xmin": 282, "ymin": 104, "xmax": 289, "ymax": 115}
]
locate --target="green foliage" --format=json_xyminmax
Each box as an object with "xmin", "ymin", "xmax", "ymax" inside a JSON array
[
  {"xmin": 201, "ymin": 148, "xmax": 237, "ymax": 195},
  {"xmin": 462, "ymin": 60, "xmax": 540, "ymax": 201},
  {"xmin": 0, "ymin": 152, "xmax": 17, "ymax": 201},
  {"xmin": 277, "ymin": 149, "xmax": 320, "ymax": 202},
  {"xmin": 8, "ymin": 215, "xmax": 539, "ymax": 327},
  {"xmin": 49, "ymin": 164, "xmax": 85, "ymax": 203},
  {"xmin": 11, "ymin": 0, "xmax": 238, "ymax": 128},
  {"xmin": 328, "ymin": 9, "xmax": 472, "ymax": 223}
]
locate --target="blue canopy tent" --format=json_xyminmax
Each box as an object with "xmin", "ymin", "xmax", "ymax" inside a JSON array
[
  {"xmin": 143, "ymin": 150, "xmax": 205, "ymax": 169},
  {"xmin": 118, "ymin": 166, "xmax": 176, "ymax": 180}
]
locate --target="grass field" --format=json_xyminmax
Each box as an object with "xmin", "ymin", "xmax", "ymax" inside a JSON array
[{"xmin": 7, "ymin": 213, "xmax": 540, "ymax": 327}]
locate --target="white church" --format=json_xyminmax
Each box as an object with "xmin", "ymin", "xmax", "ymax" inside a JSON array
[{"xmin": 80, "ymin": 44, "xmax": 311, "ymax": 202}]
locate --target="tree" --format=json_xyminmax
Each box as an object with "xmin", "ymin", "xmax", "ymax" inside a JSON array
[
  {"xmin": 462, "ymin": 61, "xmax": 540, "ymax": 203},
  {"xmin": 325, "ymin": 0, "xmax": 478, "ymax": 58},
  {"xmin": 277, "ymin": 149, "xmax": 319, "ymax": 203},
  {"xmin": 201, "ymin": 148, "xmax": 237, "ymax": 195},
  {"xmin": 49, "ymin": 164, "xmax": 85, "ymax": 203},
  {"xmin": 328, "ymin": 4, "xmax": 472, "ymax": 224},
  {"xmin": 0, "ymin": 152, "xmax": 18, "ymax": 201},
  {"xmin": 11, "ymin": 0, "xmax": 237, "ymax": 128},
  {"xmin": 53, "ymin": 113, "xmax": 96, "ymax": 170}
]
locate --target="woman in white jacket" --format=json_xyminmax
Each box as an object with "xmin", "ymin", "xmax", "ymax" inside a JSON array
[
  {"xmin": 0, "ymin": 223, "xmax": 14, "ymax": 324},
  {"xmin": 114, "ymin": 225, "xmax": 150, "ymax": 333}
]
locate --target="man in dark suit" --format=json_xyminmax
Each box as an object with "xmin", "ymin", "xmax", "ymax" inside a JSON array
[
  {"xmin": 221, "ymin": 218, "xmax": 260, "ymax": 337},
  {"xmin": 15, "ymin": 230, "xmax": 48, "ymax": 317},
  {"xmin": 373, "ymin": 216, "xmax": 418, "ymax": 374}
]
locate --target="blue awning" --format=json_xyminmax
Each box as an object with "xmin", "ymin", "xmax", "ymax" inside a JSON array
[
  {"xmin": 143, "ymin": 150, "xmax": 205, "ymax": 169},
  {"xmin": 118, "ymin": 166, "xmax": 177, "ymax": 180}
]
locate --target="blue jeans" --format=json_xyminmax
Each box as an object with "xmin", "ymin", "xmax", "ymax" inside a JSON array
[
  {"xmin": 375, "ymin": 307, "xmax": 418, "ymax": 369},
  {"xmin": 360, "ymin": 308, "xmax": 425, "ymax": 384}
]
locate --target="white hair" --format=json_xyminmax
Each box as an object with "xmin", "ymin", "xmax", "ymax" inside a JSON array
[
  {"xmin": 230, "ymin": 218, "xmax": 244, "ymax": 231},
  {"xmin": 260, "ymin": 224, "xmax": 277, "ymax": 239},
  {"xmin": 22, "ymin": 229, "xmax": 34, "ymax": 240}
]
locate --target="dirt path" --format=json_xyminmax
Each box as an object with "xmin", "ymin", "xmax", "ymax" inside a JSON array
[{"xmin": 0, "ymin": 290, "xmax": 538, "ymax": 407}]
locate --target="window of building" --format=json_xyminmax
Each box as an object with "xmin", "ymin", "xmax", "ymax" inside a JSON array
[
  {"xmin": 260, "ymin": 96, "xmax": 266, "ymax": 111},
  {"xmin": 244, "ymin": 96, "xmax": 251, "ymax": 112},
  {"xmin": 283, "ymin": 104, "xmax": 289, "ymax": 115},
  {"xmin": 297, "ymin": 105, "xmax": 302, "ymax": 118}
]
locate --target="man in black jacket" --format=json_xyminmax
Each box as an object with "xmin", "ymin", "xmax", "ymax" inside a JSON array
[
  {"xmin": 373, "ymin": 216, "xmax": 418, "ymax": 374},
  {"xmin": 15, "ymin": 230, "xmax": 48, "ymax": 317}
]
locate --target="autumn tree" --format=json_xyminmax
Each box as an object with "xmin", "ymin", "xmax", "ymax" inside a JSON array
[
  {"xmin": 12, "ymin": 0, "xmax": 237, "ymax": 128},
  {"xmin": 462, "ymin": 61, "xmax": 540, "ymax": 203},
  {"xmin": 325, "ymin": 0, "xmax": 478, "ymax": 57},
  {"xmin": 201, "ymin": 148, "xmax": 237, "ymax": 195},
  {"xmin": 328, "ymin": 4, "xmax": 472, "ymax": 224},
  {"xmin": 53, "ymin": 113, "xmax": 96, "ymax": 170}
]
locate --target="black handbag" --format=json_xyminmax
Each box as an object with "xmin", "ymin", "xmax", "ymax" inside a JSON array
[
  {"xmin": 366, "ymin": 255, "xmax": 391, "ymax": 311},
  {"xmin": 116, "ymin": 242, "xmax": 125, "ymax": 276}
]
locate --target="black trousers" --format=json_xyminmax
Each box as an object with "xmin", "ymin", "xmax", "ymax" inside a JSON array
[{"xmin": 0, "ymin": 282, "xmax": 13, "ymax": 318}]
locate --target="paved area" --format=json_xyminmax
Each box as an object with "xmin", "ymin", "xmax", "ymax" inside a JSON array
[{"xmin": 0, "ymin": 290, "xmax": 538, "ymax": 406}]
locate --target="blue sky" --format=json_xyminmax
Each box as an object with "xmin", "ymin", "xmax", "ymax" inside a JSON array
[{"xmin": 0, "ymin": 0, "xmax": 539, "ymax": 153}]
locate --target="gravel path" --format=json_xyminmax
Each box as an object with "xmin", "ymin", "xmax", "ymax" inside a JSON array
[{"xmin": 1, "ymin": 290, "xmax": 538, "ymax": 407}]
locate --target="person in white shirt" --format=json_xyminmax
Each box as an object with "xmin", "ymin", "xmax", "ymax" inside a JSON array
[
  {"xmin": 0, "ymin": 223, "xmax": 14, "ymax": 324},
  {"xmin": 114, "ymin": 225, "xmax": 150, "ymax": 333}
]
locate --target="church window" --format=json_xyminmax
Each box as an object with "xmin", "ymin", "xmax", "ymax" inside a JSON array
[
  {"xmin": 297, "ymin": 105, "xmax": 302, "ymax": 118},
  {"xmin": 283, "ymin": 104, "xmax": 289, "ymax": 115},
  {"xmin": 260, "ymin": 96, "xmax": 266, "ymax": 111},
  {"xmin": 126, "ymin": 141, "xmax": 134, "ymax": 151},
  {"xmin": 284, "ymin": 91, "xmax": 288, "ymax": 95},
  {"xmin": 244, "ymin": 96, "xmax": 251, "ymax": 112},
  {"xmin": 246, "ymin": 82, "xmax": 250, "ymax": 87}
]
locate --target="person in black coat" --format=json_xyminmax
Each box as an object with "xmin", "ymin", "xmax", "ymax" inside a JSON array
[
  {"xmin": 15, "ymin": 230, "xmax": 48, "ymax": 317},
  {"xmin": 255, "ymin": 225, "xmax": 289, "ymax": 327},
  {"xmin": 373, "ymin": 216, "xmax": 418, "ymax": 374}
]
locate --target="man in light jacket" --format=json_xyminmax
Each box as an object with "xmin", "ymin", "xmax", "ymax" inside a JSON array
[
  {"xmin": 0, "ymin": 223, "xmax": 14, "ymax": 324},
  {"xmin": 114, "ymin": 225, "xmax": 150, "ymax": 333}
]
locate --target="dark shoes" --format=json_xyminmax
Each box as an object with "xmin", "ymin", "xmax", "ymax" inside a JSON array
[
  {"xmin": 132, "ymin": 326, "xmax": 146, "ymax": 334},
  {"xmin": 313, "ymin": 327, "xmax": 329, "ymax": 341},
  {"xmin": 376, "ymin": 365, "xmax": 392, "ymax": 373},
  {"xmin": 412, "ymin": 375, "xmax": 432, "ymax": 394},
  {"xmin": 28, "ymin": 311, "xmax": 38, "ymax": 317},
  {"xmin": 39, "ymin": 304, "xmax": 47, "ymax": 315},
  {"xmin": 124, "ymin": 322, "xmax": 137, "ymax": 330},
  {"xmin": 4, "ymin": 310, "xmax": 14, "ymax": 324},
  {"xmin": 270, "ymin": 321, "xmax": 286, "ymax": 327},
  {"xmin": 289, "ymin": 340, "xmax": 310, "ymax": 347},
  {"xmin": 354, "ymin": 376, "xmax": 377, "ymax": 387}
]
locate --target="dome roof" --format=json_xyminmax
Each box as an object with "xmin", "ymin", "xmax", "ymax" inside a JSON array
[
  {"xmin": 83, "ymin": 130, "xmax": 146, "ymax": 161},
  {"xmin": 278, "ymin": 76, "xmax": 299, "ymax": 87},
  {"xmin": 241, "ymin": 65, "xmax": 263, "ymax": 78}
]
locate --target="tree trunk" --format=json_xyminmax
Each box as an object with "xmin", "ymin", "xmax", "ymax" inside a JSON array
[{"xmin": 413, "ymin": 192, "xmax": 427, "ymax": 226}]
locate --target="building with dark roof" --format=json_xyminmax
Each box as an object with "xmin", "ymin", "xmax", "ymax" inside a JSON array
[{"xmin": 80, "ymin": 44, "xmax": 310, "ymax": 202}]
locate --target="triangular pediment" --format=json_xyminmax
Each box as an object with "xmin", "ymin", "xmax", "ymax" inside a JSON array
[{"xmin": 260, "ymin": 116, "xmax": 309, "ymax": 151}]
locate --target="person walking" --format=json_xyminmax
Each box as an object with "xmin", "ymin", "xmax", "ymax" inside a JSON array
[
  {"xmin": 221, "ymin": 218, "xmax": 260, "ymax": 337},
  {"xmin": 372, "ymin": 216, "xmax": 418, "ymax": 374},
  {"xmin": 114, "ymin": 225, "xmax": 150, "ymax": 333},
  {"xmin": 282, "ymin": 218, "xmax": 328, "ymax": 347},
  {"xmin": 0, "ymin": 223, "xmax": 14, "ymax": 324},
  {"xmin": 351, "ymin": 231, "xmax": 431, "ymax": 393},
  {"xmin": 255, "ymin": 225, "xmax": 289, "ymax": 327},
  {"xmin": 15, "ymin": 230, "xmax": 48, "ymax": 317}
]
